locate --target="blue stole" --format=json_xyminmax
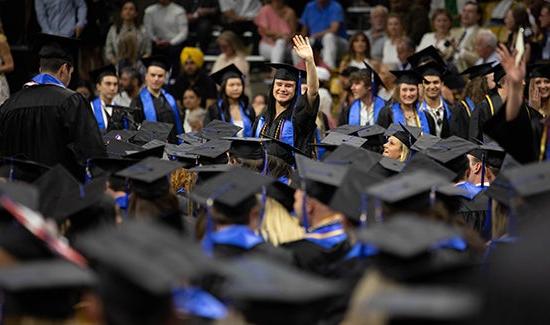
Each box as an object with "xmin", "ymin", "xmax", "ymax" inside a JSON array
[
  {"xmin": 455, "ymin": 181, "xmax": 485, "ymax": 200},
  {"xmin": 202, "ymin": 225, "xmax": 264, "ymax": 254},
  {"xmin": 218, "ymin": 100, "xmax": 253, "ymax": 137},
  {"xmin": 255, "ymin": 115, "xmax": 295, "ymax": 147},
  {"xmin": 91, "ymin": 97, "xmax": 106, "ymax": 131},
  {"xmin": 139, "ymin": 88, "xmax": 183, "ymax": 135},
  {"xmin": 348, "ymin": 96, "xmax": 386, "ymax": 126},
  {"xmin": 115, "ymin": 194, "xmax": 128, "ymax": 210},
  {"xmin": 31, "ymin": 73, "xmax": 65, "ymax": 87},
  {"xmin": 314, "ymin": 128, "xmax": 326, "ymax": 160},
  {"xmin": 391, "ymin": 102, "xmax": 431, "ymax": 134},
  {"xmin": 304, "ymin": 222, "xmax": 348, "ymax": 249},
  {"xmin": 344, "ymin": 242, "xmax": 379, "ymax": 260},
  {"xmin": 173, "ymin": 287, "xmax": 227, "ymax": 320},
  {"xmin": 465, "ymin": 96, "xmax": 475, "ymax": 112},
  {"xmin": 432, "ymin": 235, "xmax": 468, "ymax": 251}
]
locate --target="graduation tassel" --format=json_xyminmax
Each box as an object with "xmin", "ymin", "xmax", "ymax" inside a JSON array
[
  {"xmin": 359, "ymin": 192, "xmax": 369, "ymax": 228},
  {"xmin": 480, "ymin": 152, "xmax": 486, "ymax": 189},
  {"xmin": 301, "ymin": 181, "xmax": 310, "ymax": 232},
  {"xmin": 258, "ymin": 141, "xmax": 269, "ymax": 229},
  {"xmin": 84, "ymin": 159, "xmax": 93, "ymax": 184}
]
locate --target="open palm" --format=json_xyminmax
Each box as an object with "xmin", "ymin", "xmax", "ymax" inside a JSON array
[
  {"xmin": 292, "ymin": 35, "xmax": 314, "ymax": 62},
  {"xmin": 497, "ymin": 44, "xmax": 525, "ymax": 84}
]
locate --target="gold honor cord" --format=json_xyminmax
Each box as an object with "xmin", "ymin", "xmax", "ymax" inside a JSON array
[
  {"xmin": 460, "ymin": 100, "xmax": 472, "ymax": 117},
  {"xmin": 485, "ymin": 95, "xmax": 495, "ymax": 116}
]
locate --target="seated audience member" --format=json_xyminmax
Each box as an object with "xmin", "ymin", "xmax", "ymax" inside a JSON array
[
  {"xmin": 219, "ymin": 0, "xmax": 262, "ymax": 49},
  {"xmin": 211, "ymin": 31, "xmax": 250, "ymax": 94},
  {"xmin": 114, "ymin": 67, "xmax": 142, "ymax": 107},
  {"xmin": 417, "ymin": 8, "xmax": 455, "ymax": 61},
  {"xmin": 382, "ymin": 13, "xmax": 405, "ymax": 69},
  {"xmin": 365, "ymin": 5, "xmax": 388, "ymax": 61},
  {"xmin": 474, "ymin": 30, "xmax": 500, "ymax": 65},
  {"xmin": 339, "ymin": 31, "xmax": 373, "ymax": 72},
  {"xmin": 254, "ymin": 0, "xmax": 297, "ymax": 64},
  {"xmin": 451, "ymin": 1, "xmax": 483, "ymax": 71},
  {"xmin": 183, "ymin": 0, "xmax": 219, "ymax": 53},
  {"xmin": 182, "ymin": 87, "xmax": 206, "ymax": 133},
  {"xmin": 395, "ymin": 37, "xmax": 415, "ymax": 71}
]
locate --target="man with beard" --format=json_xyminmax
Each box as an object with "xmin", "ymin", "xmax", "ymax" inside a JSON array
[
  {"xmin": 113, "ymin": 67, "xmax": 141, "ymax": 107},
  {"xmin": 253, "ymin": 35, "xmax": 319, "ymax": 164},
  {"xmin": 170, "ymin": 47, "xmax": 217, "ymax": 109}
]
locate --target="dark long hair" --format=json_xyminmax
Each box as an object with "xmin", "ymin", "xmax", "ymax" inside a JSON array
[
  {"xmin": 218, "ymin": 76, "xmax": 249, "ymax": 122},
  {"xmin": 114, "ymin": 0, "xmax": 143, "ymax": 33},
  {"xmin": 263, "ymin": 81, "xmax": 299, "ymax": 128}
]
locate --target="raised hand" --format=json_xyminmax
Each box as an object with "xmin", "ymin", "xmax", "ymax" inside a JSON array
[
  {"xmin": 292, "ymin": 35, "xmax": 314, "ymax": 62},
  {"xmin": 497, "ymin": 43, "xmax": 525, "ymax": 84}
]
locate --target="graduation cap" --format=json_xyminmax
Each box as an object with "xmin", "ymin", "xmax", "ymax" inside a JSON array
[
  {"xmin": 379, "ymin": 157, "xmax": 405, "ymax": 173},
  {"xmin": 313, "ymin": 132, "xmax": 368, "ymax": 149},
  {"xmin": 142, "ymin": 55, "xmax": 171, "ymax": 71},
  {"xmin": 390, "ymin": 70, "xmax": 424, "ymax": 85},
  {"xmin": 266, "ymin": 63, "xmax": 304, "ymax": 83},
  {"xmin": 209, "ymin": 63, "xmax": 245, "ymax": 85},
  {"xmin": 103, "ymin": 129, "xmax": 138, "ymax": 143},
  {"xmin": 259, "ymin": 133, "xmax": 307, "ymax": 166},
  {"xmin": 410, "ymin": 133, "xmax": 441, "ymax": 152},
  {"xmin": 34, "ymin": 33, "xmax": 79, "ymax": 64},
  {"xmin": 189, "ymin": 164, "xmax": 234, "ymax": 183},
  {"xmin": 0, "ymin": 181, "xmax": 40, "ymax": 210},
  {"xmin": 105, "ymin": 139, "xmax": 144, "ymax": 159},
  {"xmin": 385, "ymin": 123, "xmax": 421, "ymax": 148},
  {"xmin": 488, "ymin": 63, "xmax": 505, "ymax": 84},
  {"xmin": 414, "ymin": 60, "xmax": 446, "ymax": 78},
  {"xmin": 295, "ymin": 155, "xmax": 349, "ymax": 205},
  {"xmin": 424, "ymin": 136, "xmax": 478, "ymax": 176},
  {"xmin": 0, "ymin": 157, "xmax": 51, "ymax": 182},
  {"xmin": 132, "ymin": 120, "xmax": 174, "ymax": 144},
  {"xmin": 323, "ymin": 143, "xmax": 381, "ymax": 167},
  {"xmin": 164, "ymin": 143, "xmax": 198, "ymax": 168},
  {"xmin": 90, "ymin": 64, "xmax": 117, "ymax": 83},
  {"xmin": 34, "ymin": 165, "xmax": 108, "ymax": 222},
  {"xmin": 469, "ymin": 139, "xmax": 506, "ymax": 169},
  {"xmin": 407, "ymin": 45, "xmax": 446, "ymax": 68},
  {"xmin": 186, "ymin": 139, "xmax": 231, "ymax": 160},
  {"xmin": 199, "ymin": 120, "xmax": 242, "ymax": 140},
  {"xmin": 355, "ymin": 61, "xmax": 386, "ymax": 91},
  {"xmin": 116, "ymin": 157, "xmax": 183, "ymax": 199},
  {"xmin": 190, "ymin": 167, "xmax": 274, "ymax": 209},
  {"xmin": 123, "ymin": 142, "xmax": 165, "ymax": 160},
  {"xmin": 460, "ymin": 62, "xmax": 494, "ymax": 79},
  {"xmin": 266, "ymin": 181, "xmax": 296, "ymax": 213},
  {"xmin": 0, "ymin": 260, "xmax": 96, "ymax": 320},
  {"xmin": 442, "ymin": 70, "xmax": 466, "ymax": 90},
  {"xmin": 177, "ymin": 132, "xmax": 207, "ymax": 145},
  {"xmin": 223, "ymin": 137, "xmax": 271, "ymax": 160},
  {"xmin": 528, "ymin": 61, "xmax": 550, "ymax": 79},
  {"xmin": 329, "ymin": 124, "xmax": 366, "ymax": 136},
  {"xmin": 401, "ymin": 152, "xmax": 456, "ymax": 181}
]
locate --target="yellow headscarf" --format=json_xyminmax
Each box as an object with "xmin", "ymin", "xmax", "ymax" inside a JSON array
[{"xmin": 180, "ymin": 47, "xmax": 204, "ymax": 69}]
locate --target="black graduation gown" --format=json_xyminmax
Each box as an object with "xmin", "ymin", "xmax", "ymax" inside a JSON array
[
  {"xmin": 203, "ymin": 101, "xmax": 256, "ymax": 131},
  {"xmin": 281, "ymin": 239, "xmax": 352, "ymax": 278},
  {"xmin": 468, "ymin": 90, "xmax": 503, "ymax": 142},
  {"xmin": 0, "ymin": 84, "xmax": 106, "ymax": 179},
  {"xmin": 213, "ymin": 242, "xmax": 293, "ymax": 264},
  {"xmin": 376, "ymin": 102, "xmax": 437, "ymax": 135},
  {"xmin": 130, "ymin": 93, "xmax": 180, "ymax": 144},
  {"xmin": 450, "ymin": 100, "xmax": 472, "ymax": 140}
]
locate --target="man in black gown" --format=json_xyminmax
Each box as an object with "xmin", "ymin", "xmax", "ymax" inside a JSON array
[{"xmin": 0, "ymin": 34, "xmax": 105, "ymax": 179}]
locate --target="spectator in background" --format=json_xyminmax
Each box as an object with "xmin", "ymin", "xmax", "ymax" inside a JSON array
[
  {"xmin": 403, "ymin": 0, "xmax": 431, "ymax": 46},
  {"xmin": 182, "ymin": 87, "xmax": 206, "ymax": 133},
  {"xmin": 144, "ymin": 0, "xmax": 188, "ymax": 77},
  {"xmin": 474, "ymin": 30, "xmax": 499, "ymax": 65},
  {"xmin": 295, "ymin": 39, "xmax": 330, "ymax": 71},
  {"xmin": 171, "ymin": 47, "xmax": 217, "ymax": 109},
  {"xmin": 451, "ymin": 1, "xmax": 482, "ymax": 71},
  {"xmin": 254, "ymin": 0, "xmax": 297, "ymax": 64},
  {"xmin": 75, "ymin": 80, "xmax": 94, "ymax": 102},
  {"xmin": 417, "ymin": 9, "xmax": 455, "ymax": 62},
  {"xmin": 339, "ymin": 31, "xmax": 372, "ymax": 72},
  {"xmin": 105, "ymin": 1, "xmax": 151, "ymax": 66},
  {"xmin": 537, "ymin": 3, "xmax": 550, "ymax": 60},
  {"xmin": 316, "ymin": 66, "xmax": 334, "ymax": 129},
  {"xmin": 211, "ymin": 31, "xmax": 250, "ymax": 85},
  {"xmin": 219, "ymin": 0, "xmax": 262, "ymax": 50},
  {"xmin": 396, "ymin": 37, "xmax": 415, "ymax": 70},
  {"xmin": 300, "ymin": 0, "xmax": 348, "ymax": 70},
  {"xmin": 114, "ymin": 67, "xmax": 142, "ymax": 107},
  {"xmin": 382, "ymin": 13, "xmax": 405, "ymax": 69},
  {"xmin": 183, "ymin": 1, "xmax": 219, "ymax": 53},
  {"xmin": 504, "ymin": 4, "xmax": 533, "ymax": 62},
  {"xmin": 114, "ymin": 31, "xmax": 146, "ymax": 72},
  {"xmin": 0, "ymin": 20, "xmax": 13, "ymax": 105},
  {"xmin": 251, "ymin": 93, "xmax": 267, "ymax": 117},
  {"xmin": 35, "ymin": 0, "xmax": 87, "ymax": 37},
  {"xmin": 365, "ymin": 5, "xmax": 388, "ymax": 61}
]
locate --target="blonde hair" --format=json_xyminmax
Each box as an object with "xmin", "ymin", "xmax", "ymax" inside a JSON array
[
  {"xmin": 491, "ymin": 200, "xmax": 509, "ymax": 240},
  {"xmin": 170, "ymin": 167, "xmax": 197, "ymax": 216},
  {"xmin": 399, "ymin": 143, "xmax": 410, "ymax": 162},
  {"xmin": 259, "ymin": 197, "xmax": 304, "ymax": 246}
]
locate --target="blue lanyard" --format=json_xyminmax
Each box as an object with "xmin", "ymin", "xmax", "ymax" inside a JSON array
[
  {"xmin": 31, "ymin": 73, "xmax": 65, "ymax": 88},
  {"xmin": 140, "ymin": 88, "xmax": 184, "ymax": 136}
]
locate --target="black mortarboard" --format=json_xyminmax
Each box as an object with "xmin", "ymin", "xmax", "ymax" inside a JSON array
[
  {"xmin": 266, "ymin": 181, "xmax": 296, "ymax": 212},
  {"xmin": 341, "ymin": 66, "xmax": 360, "ymax": 77},
  {"xmin": 267, "ymin": 63, "xmax": 304, "ymax": 83},
  {"xmin": 260, "ymin": 133, "xmax": 307, "ymax": 166},
  {"xmin": 442, "ymin": 71, "xmax": 466, "ymax": 90},
  {"xmin": 164, "ymin": 144, "xmax": 198, "ymax": 168},
  {"xmin": 189, "ymin": 164, "xmax": 233, "ymax": 183},
  {"xmin": 177, "ymin": 132, "xmax": 207, "ymax": 145},
  {"xmin": 105, "ymin": 139, "xmax": 144, "ymax": 159},
  {"xmin": 142, "ymin": 55, "xmax": 171, "ymax": 71},
  {"xmin": 323, "ymin": 144, "xmax": 381, "ymax": 170},
  {"xmin": 355, "ymin": 213, "xmax": 460, "ymax": 258},
  {"xmin": 460, "ymin": 62, "xmax": 494, "ymax": 79},
  {"xmin": 209, "ymin": 63, "xmax": 244, "ymax": 85},
  {"xmin": 0, "ymin": 157, "xmax": 51, "ymax": 183},
  {"xmin": 357, "ymin": 124, "xmax": 386, "ymax": 138},
  {"xmin": 34, "ymin": 165, "xmax": 107, "ymax": 222},
  {"xmin": 88, "ymin": 157, "xmax": 137, "ymax": 177},
  {"xmin": 124, "ymin": 142, "xmax": 165, "ymax": 160},
  {"xmin": 528, "ymin": 61, "xmax": 550, "ymax": 79},
  {"xmin": 378, "ymin": 157, "xmax": 405, "ymax": 173},
  {"xmin": 488, "ymin": 63, "xmax": 505, "ymax": 83},
  {"xmin": 295, "ymin": 155, "xmax": 348, "ymax": 204},
  {"xmin": 424, "ymin": 136, "xmax": 478, "ymax": 164},
  {"xmin": 314, "ymin": 132, "xmax": 368, "ymax": 149},
  {"xmin": 469, "ymin": 140, "xmax": 506, "ymax": 169},
  {"xmin": 497, "ymin": 161, "xmax": 550, "ymax": 200},
  {"xmin": 187, "ymin": 139, "xmax": 231, "ymax": 159},
  {"xmin": 385, "ymin": 123, "xmax": 421, "ymax": 148},
  {"xmin": 116, "ymin": 157, "xmax": 183, "ymax": 199},
  {"xmin": 35, "ymin": 33, "xmax": 79, "ymax": 64},
  {"xmin": 0, "ymin": 260, "xmax": 96, "ymax": 319},
  {"xmin": 410, "ymin": 133, "xmax": 441, "ymax": 152},
  {"xmin": 199, "ymin": 120, "xmax": 242, "ymax": 140},
  {"xmin": 103, "ymin": 129, "xmax": 138, "ymax": 143},
  {"xmin": 362, "ymin": 61, "xmax": 386, "ymax": 90},
  {"xmin": 402, "ymin": 152, "xmax": 456, "ymax": 181},
  {"xmin": 407, "ymin": 45, "xmax": 446, "ymax": 68},
  {"xmin": 0, "ymin": 181, "xmax": 40, "ymax": 210},
  {"xmin": 190, "ymin": 167, "xmax": 273, "ymax": 208},
  {"xmin": 390, "ymin": 70, "xmax": 424, "ymax": 84},
  {"xmin": 329, "ymin": 124, "xmax": 366, "ymax": 136},
  {"xmin": 132, "ymin": 121, "xmax": 174, "ymax": 144},
  {"xmin": 90, "ymin": 64, "xmax": 117, "ymax": 83},
  {"xmin": 224, "ymin": 137, "xmax": 271, "ymax": 160},
  {"xmin": 415, "ymin": 60, "xmax": 446, "ymax": 78}
]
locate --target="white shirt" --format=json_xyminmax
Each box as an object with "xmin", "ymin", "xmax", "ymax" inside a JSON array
[
  {"xmin": 422, "ymin": 99, "xmax": 444, "ymax": 137},
  {"xmin": 144, "ymin": 2, "xmax": 188, "ymax": 45},
  {"xmin": 113, "ymin": 91, "xmax": 132, "ymax": 108},
  {"xmin": 475, "ymin": 51, "xmax": 500, "ymax": 65},
  {"xmin": 359, "ymin": 101, "xmax": 375, "ymax": 126},
  {"xmin": 219, "ymin": 0, "xmax": 261, "ymax": 19},
  {"xmin": 234, "ymin": 120, "xmax": 244, "ymax": 137},
  {"xmin": 382, "ymin": 39, "xmax": 400, "ymax": 69},
  {"xmin": 91, "ymin": 99, "xmax": 113, "ymax": 129}
]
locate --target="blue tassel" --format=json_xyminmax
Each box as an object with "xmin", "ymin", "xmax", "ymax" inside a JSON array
[{"xmin": 359, "ymin": 192, "xmax": 368, "ymax": 228}]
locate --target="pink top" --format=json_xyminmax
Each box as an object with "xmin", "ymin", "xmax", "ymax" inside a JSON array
[{"xmin": 254, "ymin": 5, "xmax": 292, "ymax": 45}]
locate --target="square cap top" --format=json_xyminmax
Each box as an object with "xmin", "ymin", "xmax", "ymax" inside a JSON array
[
  {"xmin": 223, "ymin": 137, "xmax": 271, "ymax": 160},
  {"xmin": 177, "ymin": 132, "xmax": 207, "ymax": 145},
  {"xmin": 407, "ymin": 45, "xmax": 446, "ymax": 68},
  {"xmin": 190, "ymin": 167, "xmax": 274, "ymax": 207},
  {"xmin": 355, "ymin": 213, "xmax": 461, "ymax": 258},
  {"xmin": 133, "ymin": 121, "xmax": 174, "ymax": 144},
  {"xmin": 189, "ymin": 164, "xmax": 233, "ymax": 174},
  {"xmin": 266, "ymin": 63, "xmax": 304, "ymax": 83},
  {"xmin": 123, "ymin": 142, "xmax": 165, "ymax": 160},
  {"xmin": 361, "ymin": 61, "xmax": 386, "ymax": 90},
  {"xmin": 528, "ymin": 61, "xmax": 550, "ymax": 79},
  {"xmin": 441, "ymin": 71, "xmax": 466, "ymax": 90},
  {"xmin": 103, "ymin": 130, "xmax": 138, "ymax": 143},
  {"xmin": 199, "ymin": 120, "xmax": 242, "ymax": 140},
  {"xmin": 401, "ymin": 152, "xmax": 456, "ymax": 181},
  {"xmin": 116, "ymin": 157, "xmax": 183, "ymax": 184},
  {"xmin": 0, "ymin": 181, "xmax": 40, "ymax": 210},
  {"xmin": 295, "ymin": 155, "xmax": 348, "ymax": 187},
  {"xmin": 414, "ymin": 60, "xmax": 446, "ymax": 78},
  {"xmin": 366, "ymin": 170, "xmax": 448, "ymax": 203},
  {"xmin": 323, "ymin": 144, "xmax": 382, "ymax": 170},
  {"xmin": 500, "ymin": 161, "xmax": 550, "ymax": 199},
  {"xmin": 34, "ymin": 33, "xmax": 79, "ymax": 63},
  {"xmin": 88, "ymin": 157, "xmax": 138, "ymax": 176},
  {"xmin": 357, "ymin": 124, "xmax": 387, "ymax": 138},
  {"xmin": 186, "ymin": 139, "xmax": 231, "ymax": 159},
  {"xmin": 329, "ymin": 124, "xmax": 367, "ymax": 136},
  {"xmin": 390, "ymin": 70, "xmax": 424, "ymax": 85},
  {"xmin": 424, "ymin": 136, "xmax": 478, "ymax": 164},
  {"xmin": 142, "ymin": 55, "xmax": 171, "ymax": 71},
  {"xmin": 378, "ymin": 157, "xmax": 405, "ymax": 173},
  {"xmin": 0, "ymin": 157, "xmax": 51, "ymax": 183},
  {"xmin": 460, "ymin": 62, "xmax": 494, "ymax": 79},
  {"xmin": 314, "ymin": 132, "xmax": 368, "ymax": 148},
  {"xmin": 410, "ymin": 133, "xmax": 441, "ymax": 152},
  {"xmin": 90, "ymin": 64, "xmax": 117, "ymax": 83},
  {"xmin": 105, "ymin": 140, "xmax": 144, "ymax": 159},
  {"xmin": 209, "ymin": 64, "xmax": 245, "ymax": 85}
]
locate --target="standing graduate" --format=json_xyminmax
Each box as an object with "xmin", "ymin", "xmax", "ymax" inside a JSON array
[
  {"xmin": 0, "ymin": 33, "xmax": 106, "ymax": 179},
  {"xmin": 376, "ymin": 70, "xmax": 435, "ymax": 134},
  {"xmin": 130, "ymin": 55, "xmax": 183, "ymax": 143},
  {"xmin": 205, "ymin": 64, "xmax": 255, "ymax": 137},
  {"xmin": 253, "ymin": 35, "xmax": 320, "ymax": 162},
  {"xmin": 89, "ymin": 65, "xmax": 129, "ymax": 132},
  {"xmin": 338, "ymin": 64, "xmax": 387, "ymax": 126}
]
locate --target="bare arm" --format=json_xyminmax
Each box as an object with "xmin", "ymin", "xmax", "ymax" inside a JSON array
[
  {"xmin": 292, "ymin": 35, "xmax": 318, "ymax": 107},
  {"xmin": 497, "ymin": 44, "xmax": 526, "ymax": 122}
]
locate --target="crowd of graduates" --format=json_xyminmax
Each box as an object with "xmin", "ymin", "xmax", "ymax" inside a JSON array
[{"xmin": 1, "ymin": 1, "xmax": 550, "ymax": 325}]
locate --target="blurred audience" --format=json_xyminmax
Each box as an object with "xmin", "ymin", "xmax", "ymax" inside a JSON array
[
  {"xmin": 365, "ymin": 5, "xmax": 388, "ymax": 61},
  {"xmin": 382, "ymin": 13, "xmax": 405, "ymax": 69},
  {"xmin": 255, "ymin": 0, "xmax": 297, "ymax": 64},
  {"xmin": 0, "ymin": 19, "xmax": 13, "ymax": 105},
  {"xmin": 35, "ymin": 0, "xmax": 87, "ymax": 37}
]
